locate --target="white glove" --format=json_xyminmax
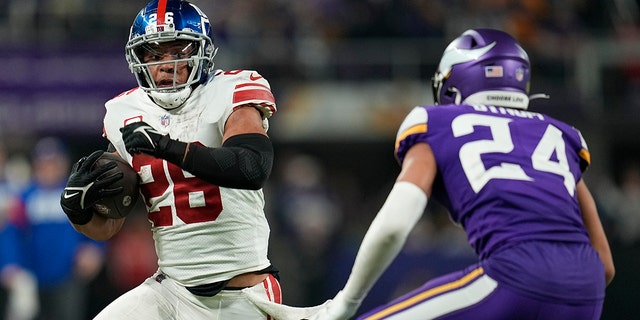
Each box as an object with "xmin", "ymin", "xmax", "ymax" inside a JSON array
[
  {"xmin": 242, "ymin": 287, "xmax": 329, "ymax": 320},
  {"xmin": 305, "ymin": 291, "xmax": 361, "ymax": 320}
]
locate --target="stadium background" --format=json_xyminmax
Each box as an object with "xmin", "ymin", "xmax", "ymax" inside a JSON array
[{"xmin": 0, "ymin": 0, "xmax": 638, "ymax": 318}]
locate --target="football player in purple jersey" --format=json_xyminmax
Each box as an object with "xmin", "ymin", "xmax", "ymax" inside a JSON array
[{"xmin": 310, "ymin": 29, "xmax": 614, "ymax": 320}]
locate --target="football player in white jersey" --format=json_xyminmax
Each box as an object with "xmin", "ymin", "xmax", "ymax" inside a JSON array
[{"xmin": 59, "ymin": 1, "xmax": 283, "ymax": 319}]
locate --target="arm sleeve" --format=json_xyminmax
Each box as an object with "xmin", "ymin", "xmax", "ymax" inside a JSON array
[
  {"xmin": 340, "ymin": 181, "xmax": 428, "ymax": 304},
  {"xmin": 162, "ymin": 133, "xmax": 274, "ymax": 190}
]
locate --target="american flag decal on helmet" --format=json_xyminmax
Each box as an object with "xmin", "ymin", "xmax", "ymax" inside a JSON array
[{"xmin": 484, "ymin": 66, "xmax": 503, "ymax": 78}]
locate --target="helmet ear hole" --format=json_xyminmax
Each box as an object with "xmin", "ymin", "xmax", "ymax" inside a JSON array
[{"xmin": 444, "ymin": 88, "xmax": 456, "ymax": 98}]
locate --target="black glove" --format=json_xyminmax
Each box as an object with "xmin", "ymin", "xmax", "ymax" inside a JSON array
[
  {"xmin": 120, "ymin": 121, "xmax": 187, "ymax": 165},
  {"xmin": 120, "ymin": 121, "xmax": 165, "ymax": 156},
  {"xmin": 60, "ymin": 150, "xmax": 124, "ymax": 225}
]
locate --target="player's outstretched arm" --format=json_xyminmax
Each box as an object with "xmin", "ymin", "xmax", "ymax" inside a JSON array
[
  {"xmin": 577, "ymin": 179, "xmax": 615, "ymax": 285},
  {"xmin": 310, "ymin": 143, "xmax": 435, "ymax": 320}
]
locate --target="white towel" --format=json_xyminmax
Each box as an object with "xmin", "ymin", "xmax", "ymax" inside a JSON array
[{"xmin": 243, "ymin": 287, "xmax": 329, "ymax": 320}]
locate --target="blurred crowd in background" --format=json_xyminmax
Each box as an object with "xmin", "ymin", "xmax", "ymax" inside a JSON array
[
  {"xmin": 0, "ymin": 0, "xmax": 620, "ymax": 44},
  {"xmin": 1, "ymin": 0, "xmax": 640, "ymax": 319}
]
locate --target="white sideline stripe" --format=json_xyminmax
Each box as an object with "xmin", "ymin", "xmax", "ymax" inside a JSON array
[{"xmin": 386, "ymin": 274, "xmax": 498, "ymax": 320}]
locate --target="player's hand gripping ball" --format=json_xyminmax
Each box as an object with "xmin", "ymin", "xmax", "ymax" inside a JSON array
[{"xmin": 91, "ymin": 152, "xmax": 140, "ymax": 219}]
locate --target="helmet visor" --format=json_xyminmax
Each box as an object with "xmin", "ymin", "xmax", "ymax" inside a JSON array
[
  {"xmin": 136, "ymin": 40, "xmax": 198, "ymax": 64},
  {"xmin": 131, "ymin": 40, "xmax": 201, "ymax": 91}
]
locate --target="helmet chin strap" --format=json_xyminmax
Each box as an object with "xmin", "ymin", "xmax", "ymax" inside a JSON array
[{"xmin": 148, "ymin": 86, "xmax": 193, "ymax": 110}]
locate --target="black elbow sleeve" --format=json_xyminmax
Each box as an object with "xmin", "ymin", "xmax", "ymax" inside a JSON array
[{"xmin": 182, "ymin": 133, "xmax": 273, "ymax": 190}]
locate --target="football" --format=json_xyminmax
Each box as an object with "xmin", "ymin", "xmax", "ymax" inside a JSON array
[{"xmin": 91, "ymin": 152, "xmax": 140, "ymax": 219}]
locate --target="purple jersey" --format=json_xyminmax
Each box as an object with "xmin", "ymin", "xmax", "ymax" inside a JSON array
[
  {"xmin": 395, "ymin": 104, "xmax": 604, "ymax": 302},
  {"xmin": 396, "ymin": 104, "xmax": 591, "ymax": 257}
]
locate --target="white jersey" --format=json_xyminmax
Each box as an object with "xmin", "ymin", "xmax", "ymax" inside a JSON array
[{"xmin": 102, "ymin": 69, "xmax": 276, "ymax": 287}]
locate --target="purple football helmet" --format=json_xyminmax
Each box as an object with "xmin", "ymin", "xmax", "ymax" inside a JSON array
[
  {"xmin": 126, "ymin": 0, "xmax": 216, "ymax": 109},
  {"xmin": 432, "ymin": 29, "xmax": 531, "ymax": 109}
]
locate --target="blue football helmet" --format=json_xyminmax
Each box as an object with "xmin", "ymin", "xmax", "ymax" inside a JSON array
[
  {"xmin": 432, "ymin": 29, "xmax": 532, "ymax": 109},
  {"xmin": 126, "ymin": 0, "xmax": 216, "ymax": 109}
]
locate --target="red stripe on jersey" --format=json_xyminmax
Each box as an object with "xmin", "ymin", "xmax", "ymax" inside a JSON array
[
  {"xmin": 124, "ymin": 115, "xmax": 143, "ymax": 127},
  {"xmin": 114, "ymin": 87, "xmax": 138, "ymax": 99},
  {"xmin": 157, "ymin": 0, "xmax": 168, "ymax": 25},
  {"xmin": 233, "ymin": 88, "xmax": 275, "ymax": 105},
  {"xmin": 235, "ymin": 82, "xmax": 270, "ymax": 90}
]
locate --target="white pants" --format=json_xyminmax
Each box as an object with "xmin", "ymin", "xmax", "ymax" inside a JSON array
[{"xmin": 94, "ymin": 272, "xmax": 282, "ymax": 320}]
